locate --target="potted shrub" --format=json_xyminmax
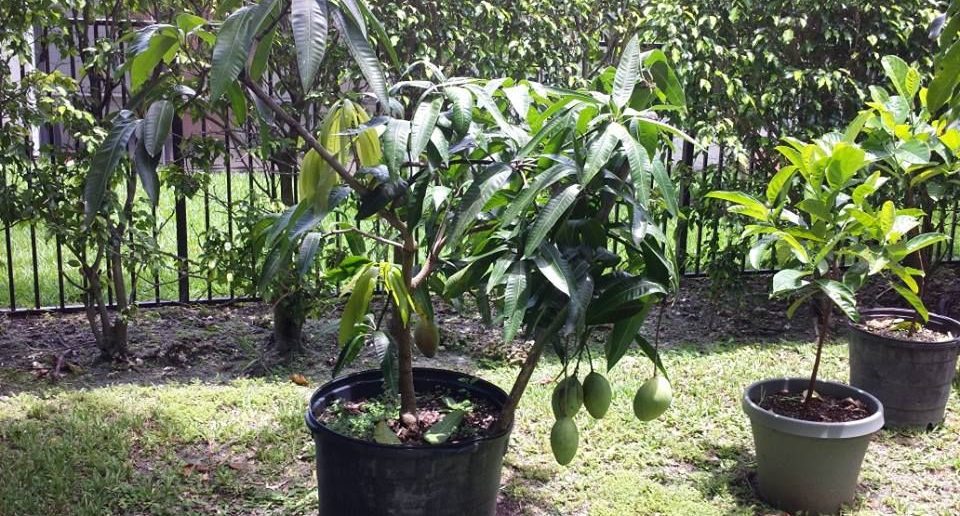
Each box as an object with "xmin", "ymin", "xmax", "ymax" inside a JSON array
[
  {"xmin": 708, "ymin": 129, "xmax": 946, "ymax": 512},
  {"xmin": 842, "ymin": 49, "xmax": 960, "ymax": 428},
  {"xmin": 129, "ymin": 2, "xmax": 690, "ymax": 513}
]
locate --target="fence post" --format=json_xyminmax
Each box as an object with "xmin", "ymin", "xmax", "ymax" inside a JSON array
[
  {"xmin": 674, "ymin": 140, "xmax": 695, "ymax": 275},
  {"xmin": 172, "ymin": 115, "xmax": 190, "ymax": 303}
]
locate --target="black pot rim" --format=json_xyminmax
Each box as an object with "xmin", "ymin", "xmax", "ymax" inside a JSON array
[
  {"xmin": 742, "ymin": 377, "xmax": 885, "ymax": 438},
  {"xmin": 849, "ymin": 308, "xmax": 960, "ymax": 350},
  {"xmin": 304, "ymin": 367, "xmax": 512, "ymax": 450}
]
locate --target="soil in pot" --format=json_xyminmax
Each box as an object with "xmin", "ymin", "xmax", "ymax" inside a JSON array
[
  {"xmin": 760, "ymin": 390, "xmax": 870, "ymax": 423},
  {"xmin": 315, "ymin": 384, "xmax": 499, "ymax": 445},
  {"xmin": 855, "ymin": 317, "xmax": 955, "ymax": 343}
]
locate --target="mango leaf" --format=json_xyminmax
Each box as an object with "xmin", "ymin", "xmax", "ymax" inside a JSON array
[
  {"xmin": 447, "ymin": 164, "xmax": 513, "ymax": 246},
  {"xmin": 587, "ymin": 276, "xmax": 666, "ymax": 325},
  {"xmin": 335, "ymin": 6, "xmax": 388, "ymax": 108},
  {"xmin": 209, "ymin": 6, "xmax": 257, "ymax": 103},
  {"xmin": 532, "ymin": 242, "xmax": 573, "ymax": 297},
  {"xmin": 500, "ymin": 162, "xmax": 577, "ymax": 226},
  {"xmin": 445, "ymin": 86, "xmax": 473, "ymax": 135},
  {"xmin": 524, "ymin": 184, "xmax": 582, "ymax": 257},
  {"xmin": 332, "ymin": 332, "xmax": 365, "ymax": 377},
  {"xmin": 383, "ymin": 265, "xmax": 414, "ymax": 325},
  {"xmin": 606, "ymin": 311, "xmax": 646, "ymax": 371},
  {"xmin": 132, "ymin": 138, "xmax": 161, "ymax": 206},
  {"xmin": 612, "ymin": 35, "xmax": 641, "ymax": 108},
  {"xmin": 338, "ymin": 265, "xmax": 377, "ymax": 346},
  {"xmin": 608, "ymin": 122, "xmax": 651, "ymax": 207},
  {"xmin": 130, "ymin": 31, "xmax": 179, "ymax": 92},
  {"xmin": 582, "ymin": 124, "xmax": 620, "ymax": 184},
  {"xmin": 503, "ymin": 84, "xmax": 532, "ymax": 120},
  {"xmin": 409, "ymin": 97, "xmax": 443, "ymax": 159},
  {"xmin": 291, "ymin": 0, "xmax": 328, "ymax": 91},
  {"xmin": 84, "ymin": 113, "xmax": 140, "ymax": 224},
  {"xmin": 502, "ymin": 262, "xmax": 528, "ymax": 343},
  {"xmin": 382, "ymin": 118, "xmax": 410, "ymax": 176},
  {"xmin": 297, "ymin": 231, "xmax": 323, "ymax": 276}
]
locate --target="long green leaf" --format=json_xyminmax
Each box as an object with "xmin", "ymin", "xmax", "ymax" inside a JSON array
[
  {"xmin": 382, "ymin": 118, "xmax": 410, "ymax": 176},
  {"xmin": 608, "ymin": 122, "xmax": 651, "ymax": 208},
  {"xmin": 447, "ymin": 164, "xmax": 513, "ymax": 246},
  {"xmin": 524, "ymin": 184, "xmax": 582, "ymax": 257},
  {"xmin": 500, "ymin": 162, "xmax": 577, "ymax": 226},
  {"xmin": 409, "ymin": 97, "xmax": 442, "ymax": 159},
  {"xmin": 132, "ymin": 138, "xmax": 160, "ymax": 206},
  {"xmin": 445, "ymin": 86, "xmax": 473, "ymax": 135},
  {"xmin": 335, "ymin": 6, "xmax": 388, "ymax": 108},
  {"xmin": 210, "ymin": 6, "xmax": 257, "ymax": 103},
  {"xmin": 338, "ymin": 265, "xmax": 377, "ymax": 346},
  {"xmin": 533, "ymin": 242, "xmax": 573, "ymax": 297},
  {"xmin": 582, "ymin": 124, "xmax": 620, "ymax": 184},
  {"xmin": 502, "ymin": 262, "xmax": 528, "ymax": 343},
  {"xmin": 297, "ymin": 232, "xmax": 323, "ymax": 276},
  {"xmin": 291, "ymin": 0, "xmax": 329, "ymax": 91},
  {"xmin": 586, "ymin": 276, "xmax": 665, "ymax": 324},
  {"xmin": 606, "ymin": 311, "xmax": 646, "ymax": 371},
  {"xmin": 84, "ymin": 114, "xmax": 140, "ymax": 224},
  {"xmin": 612, "ymin": 35, "xmax": 641, "ymax": 108},
  {"xmin": 143, "ymin": 100, "xmax": 173, "ymax": 158}
]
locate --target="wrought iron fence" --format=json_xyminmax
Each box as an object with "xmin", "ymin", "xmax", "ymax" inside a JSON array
[{"xmin": 2, "ymin": 22, "xmax": 959, "ymax": 314}]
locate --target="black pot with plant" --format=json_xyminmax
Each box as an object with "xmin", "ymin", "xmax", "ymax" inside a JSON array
[
  {"xmin": 842, "ymin": 44, "xmax": 960, "ymax": 429},
  {"xmin": 135, "ymin": 2, "xmax": 694, "ymax": 512}
]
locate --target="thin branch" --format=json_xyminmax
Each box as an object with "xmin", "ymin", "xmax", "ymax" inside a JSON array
[{"xmin": 324, "ymin": 227, "xmax": 404, "ymax": 249}]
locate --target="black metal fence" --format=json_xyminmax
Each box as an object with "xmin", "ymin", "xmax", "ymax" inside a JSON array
[{"xmin": 3, "ymin": 22, "xmax": 959, "ymax": 314}]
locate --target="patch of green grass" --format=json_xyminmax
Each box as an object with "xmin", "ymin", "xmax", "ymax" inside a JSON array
[{"xmin": 1, "ymin": 340, "xmax": 958, "ymax": 515}]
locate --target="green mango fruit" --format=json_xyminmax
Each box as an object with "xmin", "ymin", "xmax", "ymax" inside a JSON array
[
  {"xmin": 551, "ymin": 376, "xmax": 583, "ymax": 418},
  {"xmin": 550, "ymin": 417, "xmax": 579, "ymax": 465},
  {"xmin": 414, "ymin": 319, "xmax": 440, "ymax": 358},
  {"xmin": 633, "ymin": 375, "xmax": 672, "ymax": 421},
  {"xmin": 583, "ymin": 371, "xmax": 612, "ymax": 419}
]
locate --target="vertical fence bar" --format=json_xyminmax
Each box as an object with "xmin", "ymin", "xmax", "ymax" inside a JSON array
[
  {"xmin": 203, "ymin": 117, "xmax": 212, "ymax": 301},
  {"xmin": 675, "ymin": 140, "xmax": 695, "ymax": 274},
  {"xmin": 173, "ymin": 115, "xmax": 190, "ymax": 303}
]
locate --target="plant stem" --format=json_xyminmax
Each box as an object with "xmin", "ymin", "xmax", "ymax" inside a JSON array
[
  {"xmin": 390, "ymin": 302, "xmax": 417, "ymax": 420},
  {"xmin": 804, "ymin": 294, "xmax": 831, "ymax": 406},
  {"xmin": 494, "ymin": 306, "xmax": 569, "ymax": 433}
]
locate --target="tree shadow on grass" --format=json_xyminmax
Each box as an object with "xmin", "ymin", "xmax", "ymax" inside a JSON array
[
  {"xmin": 0, "ymin": 379, "xmax": 321, "ymax": 516},
  {"xmin": 686, "ymin": 442, "xmax": 772, "ymax": 514}
]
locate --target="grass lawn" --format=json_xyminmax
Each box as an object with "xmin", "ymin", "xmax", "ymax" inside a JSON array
[{"xmin": 1, "ymin": 338, "xmax": 958, "ymax": 515}]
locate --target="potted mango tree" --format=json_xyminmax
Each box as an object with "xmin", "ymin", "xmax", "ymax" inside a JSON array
[
  {"xmin": 129, "ymin": 1, "xmax": 690, "ymax": 512},
  {"xmin": 708, "ymin": 129, "xmax": 946, "ymax": 513},
  {"xmin": 843, "ymin": 50, "xmax": 960, "ymax": 428}
]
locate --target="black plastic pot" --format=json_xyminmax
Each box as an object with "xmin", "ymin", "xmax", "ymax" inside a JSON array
[
  {"xmin": 848, "ymin": 307, "xmax": 960, "ymax": 428},
  {"xmin": 742, "ymin": 378, "xmax": 884, "ymax": 514},
  {"xmin": 304, "ymin": 368, "xmax": 512, "ymax": 516}
]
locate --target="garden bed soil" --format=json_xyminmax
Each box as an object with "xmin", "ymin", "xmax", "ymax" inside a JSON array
[
  {"xmin": 855, "ymin": 317, "xmax": 955, "ymax": 343},
  {"xmin": 315, "ymin": 385, "xmax": 498, "ymax": 445},
  {"xmin": 759, "ymin": 390, "xmax": 871, "ymax": 423}
]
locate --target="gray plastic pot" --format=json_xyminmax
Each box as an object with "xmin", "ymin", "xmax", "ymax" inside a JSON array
[
  {"xmin": 742, "ymin": 378, "xmax": 884, "ymax": 514},
  {"xmin": 848, "ymin": 307, "xmax": 960, "ymax": 429}
]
